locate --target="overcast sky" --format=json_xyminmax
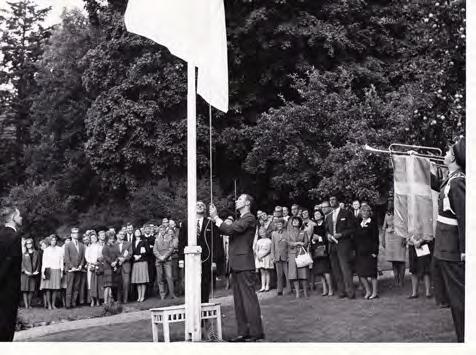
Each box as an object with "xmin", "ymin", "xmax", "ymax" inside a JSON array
[{"xmin": 0, "ymin": 0, "xmax": 85, "ymax": 26}]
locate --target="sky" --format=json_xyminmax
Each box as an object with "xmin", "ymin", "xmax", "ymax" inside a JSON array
[{"xmin": 0, "ymin": 0, "xmax": 85, "ymax": 26}]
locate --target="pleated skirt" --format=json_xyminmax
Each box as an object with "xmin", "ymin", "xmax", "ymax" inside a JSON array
[
  {"xmin": 131, "ymin": 261, "xmax": 149, "ymax": 284},
  {"xmin": 40, "ymin": 269, "xmax": 62, "ymax": 290}
]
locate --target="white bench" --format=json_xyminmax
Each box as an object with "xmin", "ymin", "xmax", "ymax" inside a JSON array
[{"xmin": 150, "ymin": 303, "xmax": 222, "ymax": 342}]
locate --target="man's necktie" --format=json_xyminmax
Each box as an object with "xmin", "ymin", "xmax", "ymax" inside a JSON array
[{"xmin": 197, "ymin": 219, "xmax": 201, "ymax": 236}]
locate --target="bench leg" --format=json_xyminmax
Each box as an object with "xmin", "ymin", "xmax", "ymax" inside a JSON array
[
  {"xmin": 216, "ymin": 308, "xmax": 223, "ymax": 341},
  {"xmin": 151, "ymin": 322, "xmax": 159, "ymax": 342},
  {"xmin": 163, "ymin": 320, "xmax": 170, "ymax": 342}
]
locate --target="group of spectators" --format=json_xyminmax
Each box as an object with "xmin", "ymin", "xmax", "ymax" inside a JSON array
[
  {"xmin": 19, "ymin": 219, "xmax": 198, "ymax": 310},
  {"xmin": 253, "ymin": 196, "xmax": 443, "ymax": 304},
  {"xmin": 18, "ymin": 195, "xmax": 441, "ymax": 311}
]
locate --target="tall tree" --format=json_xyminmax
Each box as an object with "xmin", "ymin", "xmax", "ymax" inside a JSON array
[{"xmin": 0, "ymin": 0, "xmax": 51, "ymax": 191}]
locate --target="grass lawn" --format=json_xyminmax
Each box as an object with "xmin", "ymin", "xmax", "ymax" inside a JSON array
[{"xmin": 27, "ymin": 275, "xmax": 456, "ymax": 342}]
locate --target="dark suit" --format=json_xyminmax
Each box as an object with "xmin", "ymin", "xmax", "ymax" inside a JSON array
[
  {"xmin": 218, "ymin": 212, "xmax": 264, "ymax": 338},
  {"xmin": 0, "ymin": 226, "xmax": 21, "ymax": 341},
  {"xmin": 117, "ymin": 240, "xmax": 132, "ymax": 303},
  {"xmin": 179, "ymin": 218, "xmax": 224, "ymax": 302},
  {"xmin": 325, "ymin": 208, "xmax": 356, "ymax": 298},
  {"xmin": 64, "ymin": 241, "xmax": 86, "ymax": 307}
]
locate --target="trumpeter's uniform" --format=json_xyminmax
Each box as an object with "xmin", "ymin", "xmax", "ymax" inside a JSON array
[{"xmin": 433, "ymin": 137, "xmax": 465, "ymax": 342}]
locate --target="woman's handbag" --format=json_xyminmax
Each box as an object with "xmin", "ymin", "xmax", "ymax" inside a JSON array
[
  {"xmin": 44, "ymin": 267, "xmax": 51, "ymax": 280},
  {"xmin": 295, "ymin": 246, "xmax": 313, "ymax": 268},
  {"xmin": 313, "ymin": 244, "xmax": 327, "ymax": 259}
]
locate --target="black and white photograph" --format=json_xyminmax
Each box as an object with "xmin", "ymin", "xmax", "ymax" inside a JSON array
[{"xmin": 0, "ymin": 0, "xmax": 471, "ymax": 346}]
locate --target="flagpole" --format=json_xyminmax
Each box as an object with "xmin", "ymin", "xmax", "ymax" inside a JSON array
[{"xmin": 184, "ymin": 62, "xmax": 202, "ymax": 341}]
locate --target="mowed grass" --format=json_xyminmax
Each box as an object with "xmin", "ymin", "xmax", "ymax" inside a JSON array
[{"xmin": 29, "ymin": 276, "xmax": 456, "ymax": 342}]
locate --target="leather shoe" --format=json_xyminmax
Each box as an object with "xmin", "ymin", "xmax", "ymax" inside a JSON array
[
  {"xmin": 245, "ymin": 334, "xmax": 265, "ymax": 342},
  {"xmin": 229, "ymin": 335, "xmax": 249, "ymax": 342}
]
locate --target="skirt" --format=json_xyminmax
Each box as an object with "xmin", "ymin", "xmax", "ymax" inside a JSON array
[
  {"xmin": 256, "ymin": 255, "xmax": 274, "ymax": 270},
  {"xmin": 288, "ymin": 253, "xmax": 309, "ymax": 280},
  {"xmin": 103, "ymin": 267, "xmax": 122, "ymax": 288},
  {"xmin": 40, "ymin": 269, "xmax": 62, "ymax": 290},
  {"xmin": 409, "ymin": 241, "xmax": 433, "ymax": 277},
  {"xmin": 312, "ymin": 257, "xmax": 331, "ymax": 276},
  {"xmin": 384, "ymin": 230, "xmax": 406, "ymax": 262},
  {"xmin": 21, "ymin": 274, "xmax": 38, "ymax": 292},
  {"xmin": 90, "ymin": 271, "xmax": 104, "ymax": 299},
  {"xmin": 131, "ymin": 261, "xmax": 150, "ymax": 284},
  {"xmin": 355, "ymin": 254, "xmax": 378, "ymax": 278}
]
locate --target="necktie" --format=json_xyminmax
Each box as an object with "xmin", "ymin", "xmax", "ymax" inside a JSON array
[
  {"xmin": 119, "ymin": 243, "xmax": 122, "ymax": 253},
  {"xmin": 197, "ymin": 219, "xmax": 201, "ymax": 236}
]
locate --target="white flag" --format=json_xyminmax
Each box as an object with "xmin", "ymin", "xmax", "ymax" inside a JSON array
[{"xmin": 124, "ymin": 0, "xmax": 229, "ymax": 112}]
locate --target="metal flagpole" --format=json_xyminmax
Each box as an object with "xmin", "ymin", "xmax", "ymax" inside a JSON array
[{"xmin": 184, "ymin": 62, "xmax": 202, "ymax": 341}]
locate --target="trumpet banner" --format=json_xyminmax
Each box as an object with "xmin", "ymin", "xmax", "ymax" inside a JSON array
[{"xmin": 393, "ymin": 155, "xmax": 434, "ymax": 240}]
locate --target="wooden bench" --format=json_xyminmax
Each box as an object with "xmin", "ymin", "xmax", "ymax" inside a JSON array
[{"xmin": 150, "ymin": 303, "xmax": 222, "ymax": 342}]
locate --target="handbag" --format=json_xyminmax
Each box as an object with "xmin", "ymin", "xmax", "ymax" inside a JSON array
[
  {"xmin": 295, "ymin": 246, "xmax": 313, "ymax": 268},
  {"xmin": 44, "ymin": 267, "xmax": 51, "ymax": 280},
  {"xmin": 313, "ymin": 244, "xmax": 327, "ymax": 259}
]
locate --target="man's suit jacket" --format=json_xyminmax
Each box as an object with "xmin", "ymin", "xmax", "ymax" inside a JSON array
[
  {"xmin": 270, "ymin": 230, "xmax": 288, "ymax": 262},
  {"xmin": 218, "ymin": 212, "xmax": 257, "ymax": 272},
  {"xmin": 178, "ymin": 218, "xmax": 224, "ymax": 266},
  {"xmin": 117, "ymin": 240, "xmax": 132, "ymax": 274},
  {"xmin": 325, "ymin": 208, "xmax": 355, "ymax": 242},
  {"xmin": 0, "ymin": 226, "xmax": 21, "ymax": 341},
  {"xmin": 64, "ymin": 241, "xmax": 86, "ymax": 271}
]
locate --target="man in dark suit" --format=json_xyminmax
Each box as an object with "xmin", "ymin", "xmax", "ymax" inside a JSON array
[
  {"xmin": 326, "ymin": 196, "xmax": 356, "ymax": 299},
  {"xmin": 117, "ymin": 230, "xmax": 133, "ymax": 303},
  {"xmin": 0, "ymin": 205, "xmax": 23, "ymax": 342},
  {"xmin": 64, "ymin": 227, "xmax": 86, "ymax": 308},
  {"xmin": 210, "ymin": 194, "xmax": 264, "ymax": 342},
  {"xmin": 178, "ymin": 201, "xmax": 224, "ymax": 303}
]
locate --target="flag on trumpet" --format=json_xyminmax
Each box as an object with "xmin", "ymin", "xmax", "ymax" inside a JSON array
[
  {"xmin": 393, "ymin": 155, "xmax": 435, "ymax": 241},
  {"xmin": 124, "ymin": 0, "xmax": 229, "ymax": 112}
]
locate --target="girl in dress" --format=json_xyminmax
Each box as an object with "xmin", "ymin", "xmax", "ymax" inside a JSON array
[
  {"xmin": 382, "ymin": 200, "xmax": 406, "ymax": 286},
  {"xmin": 131, "ymin": 229, "xmax": 151, "ymax": 302},
  {"xmin": 21, "ymin": 238, "xmax": 40, "ymax": 309},
  {"xmin": 287, "ymin": 216, "xmax": 310, "ymax": 298},
  {"xmin": 254, "ymin": 226, "xmax": 273, "ymax": 292},
  {"xmin": 40, "ymin": 235, "xmax": 64, "ymax": 310}
]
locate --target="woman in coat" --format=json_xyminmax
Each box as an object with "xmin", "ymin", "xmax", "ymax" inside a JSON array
[
  {"xmin": 131, "ymin": 229, "xmax": 151, "ymax": 302},
  {"xmin": 86, "ymin": 232, "xmax": 104, "ymax": 307},
  {"xmin": 287, "ymin": 216, "xmax": 310, "ymax": 298},
  {"xmin": 21, "ymin": 238, "xmax": 40, "ymax": 309},
  {"xmin": 353, "ymin": 205, "xmax": 380, "ymax": 299},
  {"xmin": 382, "ymin": 200, "xmax": 406, "ymax": 286},
  {"xmin": 310, "ymin": 209, "xmax": 333, "ymax": 296},
  {"xmin": 102, "ymin": 231, "xmax": 122, "ymax": 305}
]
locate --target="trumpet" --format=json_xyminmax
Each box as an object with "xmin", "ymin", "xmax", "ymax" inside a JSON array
[{"xmin": 364, "ymin": 143, "xmax": 447, "ymax": 168}]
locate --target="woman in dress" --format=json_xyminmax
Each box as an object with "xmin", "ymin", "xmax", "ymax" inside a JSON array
[
  {"xmin": 287, "ymin": 216, "xmax": 310, "ymax": 298},
  {"xmin": 38, "ymin": 238, "xmax": 49, "ymax": 308},
  {"xmin": 253, "ymin": 226, "xmax": 273, "ymax": 292},
  {"xmin": 310, "ymin": 209, "xmax": 333, "ymax": 296},
  {"xmin": 40, "ymin": 235, "xmax": 64, "ymax": 309},
  {"xmin": 131, "ymin": 229, "xmax": 150, "ymax": 302},
  {"xmin": 354, "ymin": 205, "xmax": 380, "ymax": 299},
  {"xmin": 408, "ymin": 234, "xmax": 433, "ymax": 299},
  {"xmin": 382, "ymin": 200, "xmax": 406, "ymax": 286},
  {"xmin": 21, "ymin": 238, "xmax": 40, "ymax": 309},
  {"xmin": 86, "ymin": 231, "xmax": 103, "ymax": 306},
  {"xmin": 102, "ymin": 231, "xmax": 121, "ymax": 305}
]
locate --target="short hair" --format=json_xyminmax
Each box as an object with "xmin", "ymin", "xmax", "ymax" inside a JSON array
[
  {"xmin": 290, "ymin": 216, "xmax": 303, "ymax": 228},
  {"xmin": 301, "ymin": 208, "xmax": 309, "ymax": 214},
  {"xmin": 291, "ymin": 204, "xmax": 299, "ymax": 209},
  {"xmin": 242, "ymin": 194, "xmax": 254, "ymax": 210},
  {"xmin": 0, "ymin": 205, "xmax": 17, "ymax": 224},
  {"xmin": 361, "ymin": 204, "xmax": 372, "ymax": 213},
  {"xmin": 105, "ymin": 230, "xmax": 116, "ymax": 239},
  {"xmin": 274, "ymin": 206, "xmax": 283, "ymax": 211}
]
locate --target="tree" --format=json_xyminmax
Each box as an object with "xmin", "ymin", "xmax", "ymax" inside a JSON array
[{"xmin": 0, "ymin": 0, "xmax": 51, "ymax": 191}]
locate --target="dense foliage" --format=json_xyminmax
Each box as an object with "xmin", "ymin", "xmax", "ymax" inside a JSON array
[{"xmin": 0, "ymin": 0, "xmax": 465, "ymax": 239}]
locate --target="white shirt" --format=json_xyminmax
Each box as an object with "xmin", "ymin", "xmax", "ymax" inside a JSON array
[
  {"xmin": 85, "ymin": 243, "xmax": 103, "ymax": 264},
  {"xmin": 42, "ymin": 246, "xmax": 64, "ymax": 272},
  {"xmin": 332, "ymin": 207, "xmax": 340, "ymax": 234}
]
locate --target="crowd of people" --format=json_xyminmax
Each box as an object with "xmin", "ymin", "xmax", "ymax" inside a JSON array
[{"xmin": 15, "ymin": 195, "xmax": 440, "ymax": 311}]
